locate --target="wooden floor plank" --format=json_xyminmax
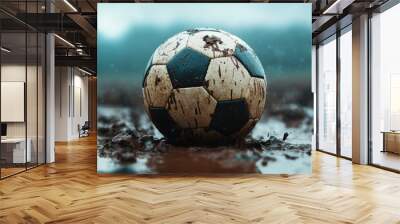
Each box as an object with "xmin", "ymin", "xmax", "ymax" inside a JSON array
[{"xmin": 0, "ymin": 135, "xmax": 400, "ymax": 223}]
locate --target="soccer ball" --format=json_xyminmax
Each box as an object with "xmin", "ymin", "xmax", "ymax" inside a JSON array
[{"xmin": 142, "ymin": 28, "xmax": 267, "ymax": 144}]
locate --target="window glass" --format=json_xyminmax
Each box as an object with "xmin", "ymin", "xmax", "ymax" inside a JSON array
[
  {"xmin": 371, "ymin": 4, "xmax": 400, "ymax": 171},
  {"xmin": 318, "ymin": 36, "xmax": 337, "ymax": 154},
  {"xmin": 339, "ymin": 28, "xmax": 352, "ymax": 158},
  {"xmin": 0, "ymin": 1, "xmax": 46, "ymax": 178},
  {"xmin": 1, "ymin": 30, "xmax": 28, "ymax": 177}
]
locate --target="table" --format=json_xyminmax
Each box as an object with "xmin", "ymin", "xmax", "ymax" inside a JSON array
[
  {"xmin": 382, "ymin": 131, "xmax": 400, "ymax": 154},
  {"xmin": 1, "ymin": 138, "xmax": 31, "ymax": 163}
]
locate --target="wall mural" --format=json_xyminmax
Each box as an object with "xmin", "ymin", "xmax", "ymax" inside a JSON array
[{"xmin": 97, "ymin": 3, "xmax": 312, "ymax": 174}]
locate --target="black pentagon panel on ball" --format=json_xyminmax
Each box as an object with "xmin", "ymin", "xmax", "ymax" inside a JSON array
[
  {"xmin": 233, "ymin": 44, "xmax": 265, "ymax": 79},
  {"xmin": 149, "ymin": 107, "xmax": 181, "ymax": 140},
  {"xmin": 142, "ymin": 53, "xmax": 154, "ymax": 87},
  {"xmin": 166, "ymin": 47, "xmax": 210, "ymax": 88},
  {"xmin": 210, "ymin": 99, "xmax": 249, "ymax": 136}
]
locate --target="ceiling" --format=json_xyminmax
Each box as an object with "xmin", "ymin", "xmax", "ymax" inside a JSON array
[{"xmin": 0, "ymin": 0, "xmax": 391, "ymax": 74}]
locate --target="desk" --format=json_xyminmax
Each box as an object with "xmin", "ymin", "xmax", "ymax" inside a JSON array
[
  {"xmin": 382, "ymin": 131, "xmax": 400, "ymax": 154},
  {"xmin": 1, "ymin": 138, "xmax": 31, "ymax": 163}
]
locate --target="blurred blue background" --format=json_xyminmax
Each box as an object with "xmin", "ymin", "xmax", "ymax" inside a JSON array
[{"xmin": 98, "ymin": 3, "xmax": 311, "ymax": 97}]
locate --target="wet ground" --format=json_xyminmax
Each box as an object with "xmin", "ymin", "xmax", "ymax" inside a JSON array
[{"xmin": 97, "ymin": 106, "xmax": 312, "ymax": 174}]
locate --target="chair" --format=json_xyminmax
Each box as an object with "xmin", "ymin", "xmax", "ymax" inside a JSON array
[{"xmin": 79, "ymin": 121, "xmax": 90, "ymax": 138}]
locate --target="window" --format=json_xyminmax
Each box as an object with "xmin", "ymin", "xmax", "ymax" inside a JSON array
[
  {"xmin": 370, "ymin": 3, "xmax": 400, "ymax": 171},
  {"xmin": 317, "ymin": 35, "xmax": 337, "ymax": 154},
  {"xmin": 339, "ymin": 27, "xmax": 352, "ymax": 158}
]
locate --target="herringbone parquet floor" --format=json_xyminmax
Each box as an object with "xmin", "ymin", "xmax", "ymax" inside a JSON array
[{"xmin": 1, "ymin": 135, "xmax": 400, "ymax": 224}]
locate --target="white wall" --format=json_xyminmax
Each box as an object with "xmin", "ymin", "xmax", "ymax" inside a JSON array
[
  {"xmin": 71, "ymin": 73, "xmax": 89, "ymax": 138},
  {"xmin": 55, "ymin": 67, "xmax": 89, "ymax": 141},
  {"xmin": 55, "ymin": 67, "xmax": 70, "ymax": 141}
]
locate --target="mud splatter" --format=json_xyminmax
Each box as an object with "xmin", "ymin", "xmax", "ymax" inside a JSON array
[
  {"xmin": 154, "ymin": 75, "xmax": 161, "ymax": 86},
  {"xmin": 230, "ymin": 57, "xmax": 240, "ymax": 69},
  {"xmin": 203, "ymin": 35, "xmax": 223, "ymax": 51}
]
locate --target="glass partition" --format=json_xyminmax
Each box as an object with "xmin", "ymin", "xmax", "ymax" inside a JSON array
[
  {"xmin": 38, "ymin": 32, "xmax": 45, "ymax": 165},
  {"xmin": 27, "ymin": 30, "xmax": 38, "ymax": 169},
  {"xmin": 0, "ymin": 2, "xmax": 46, "ymax": 179},
  {"xmin": 1, "ymin": 30, "xmax": 28, "ymax": 177}
]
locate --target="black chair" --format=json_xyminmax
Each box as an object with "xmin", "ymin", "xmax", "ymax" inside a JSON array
[{"xmin": 78, "ymin": 121, "xmax": 90, "ymax": 138}]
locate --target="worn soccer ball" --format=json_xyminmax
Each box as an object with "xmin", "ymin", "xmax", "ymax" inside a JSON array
[{"xmin": 142, "ymin": 28, "xmax": 267, "ymax": 144}]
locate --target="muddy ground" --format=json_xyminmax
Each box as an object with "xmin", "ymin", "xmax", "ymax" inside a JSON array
[{"xmin": 97, "ymin": 104, "xmax": 312, "ymax": 174}]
